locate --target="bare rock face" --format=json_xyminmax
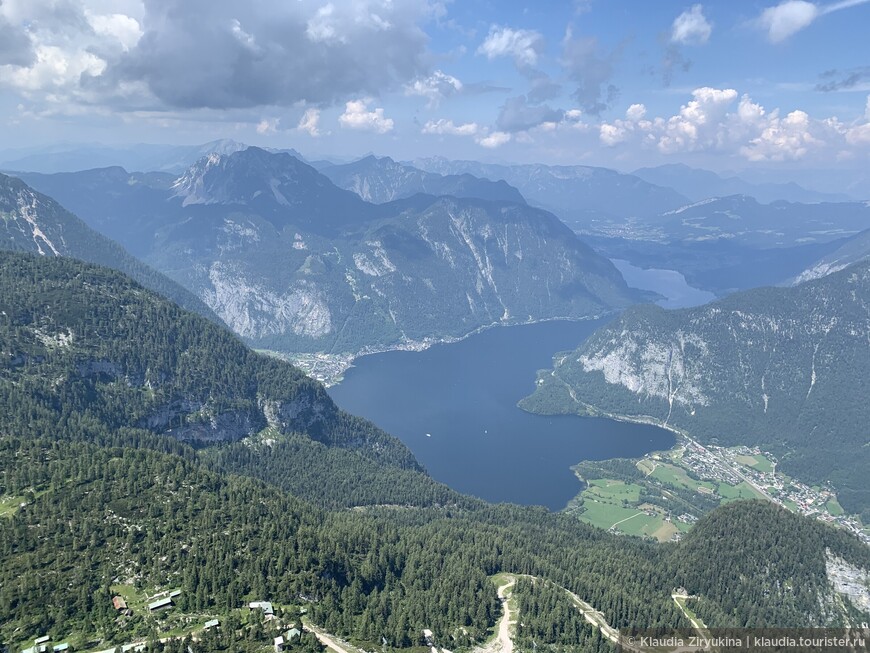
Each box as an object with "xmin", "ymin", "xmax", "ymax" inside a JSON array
[{"xmin": 15, "ymin": 151, "xmax": 642, "ymax": 357}]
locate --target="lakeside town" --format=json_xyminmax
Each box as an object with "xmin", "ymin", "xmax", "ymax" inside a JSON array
[{"xmin": 671, "ymin": 437, "xmax": 870, "ymax": 546}]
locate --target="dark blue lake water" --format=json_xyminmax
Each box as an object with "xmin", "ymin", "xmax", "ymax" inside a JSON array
[{"xmin": 328, "ymin": 318, "xmax": 674, "ymax": 510}]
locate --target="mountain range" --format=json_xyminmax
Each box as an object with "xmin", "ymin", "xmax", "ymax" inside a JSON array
[
  {"xmin": 320, "ymin": 155, "xmax": 526, "ymax": 204},
  {"xmin": 16, "ymin": 148, "xmax": 642, "ymax": 357},
  {"xmin": 633, "ymin": 163, "xmax": 853, "ymax": 204},
  {"xmin": 412, "ymin": 156, "xmax": 689, "ymax": 224},
  {"xmin": 521, "ymin": 261, "xmax": 870, "ymax": 518}
]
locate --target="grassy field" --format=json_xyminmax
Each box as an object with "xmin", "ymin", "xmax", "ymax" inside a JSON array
[
  {"xmin": 826, "ymin": 499, "xmax": 845, "ymax": 517},
  {"xmin": 734, "ymin": 452, "xmax": 775, "ymax": 473},
  {"xmin": 0, "ymin": 494, "xmax": 25, "ymax": 518},
  {"xmin": 717, "ymin": 481, "xmax": 767, "ymax": 502},
  {"xmin": 574, "ymin": 480, "xmax": 680, "ymax": 541},
  {"xmin": 583, "ymin": 479, "xmax": 643, "ymax": 504},
  {"xmin": 649, "ymin": 462, "xmax": 716, "ymax": 493}
]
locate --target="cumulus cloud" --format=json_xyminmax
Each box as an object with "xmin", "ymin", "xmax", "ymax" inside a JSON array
[
  {"xmin": 844, "ymin": 94, "xmax": 870, "ymax": 144},
  {"xmin": 421, "ymin": 119, "xmax": 479, "ymax": 136},
  {"xmin": 756, "ymin": 0, "xmax": 870, "ymax": 43},
  {"xmin": 476, "ymin": 131, "xmax": 511, "ymax": 148},
  {"xmin": 496, "ymin": 95, "xmax": 564, "ymax": 133},
  {"xmin": 740, "ymin": 109, "xmax": 820, "ymax": 160},
  {"xmin": 671, "ymin": 5, "xmax": 712, "ymax": 45},
  {"xmin": 256, "ymin": 117, "xmax": 279, "ymax": 134},
  {"xmin": 477, "ymin": 26, "xmax": 545, "ymax": 68},
  {"xmin": 561, "ymin": 29, "xmax": 620, "ymax": 115},
  {"xmin": 593, "ymin": 86, "xmax": 870, "ymax": 162},
  {"xmin": 405, "ymin": 70, "xmax": 463, "ymax": 107},
  {"xmin": 0, "ymin": 0, "xmax": 434, "ymax": 112},
  {"xmin": 339, "ymin": 98, "xmax": 394, "ymax": 133},
  {"xmin": 657, "ymin": 87, "xmax": 738, "ymax": 153},
  {"xmin": 599, "ymin": 103, "xmax": 653, "ymax": 146},
  {"xmin": 297, "ymin": 108, "xmax": 322, "ymax": 136}
]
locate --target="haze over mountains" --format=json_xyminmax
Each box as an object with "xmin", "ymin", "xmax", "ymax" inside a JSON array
[
  {"xmin": 16, "ymin": 148, "xmax": 641, "ymax": 357},
  {"xmin": 0, "ymin": 172, "xmax": 220, "ymax": 323}
]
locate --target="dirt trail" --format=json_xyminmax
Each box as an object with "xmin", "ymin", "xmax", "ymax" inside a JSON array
[{"xmin": 474, "ymin": 576, "xmax": 517, "ymax": 653}]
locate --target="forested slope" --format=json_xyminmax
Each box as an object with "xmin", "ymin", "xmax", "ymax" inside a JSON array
[{"xmin": 1, "ymin": 252, "xmax": 867, "ymax": 653}]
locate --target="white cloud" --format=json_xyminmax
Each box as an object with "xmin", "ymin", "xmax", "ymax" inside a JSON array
[
  {"xmin": 755, "ymin": 0, "xmax": 870, "ymax": 43},
  {"xmin": 477, "ymin": 26, "xmax": 544, "ymax": 67},
  {"xmin": 297, "ymin": 108, "xmax": 322, "ymax": 136},
  {"xmin": 626, "ymin": 103, "xmax": 647, "ymax": 122},
  {"xmin": 476, "ymin": 131, "xmax": 511, "ymax": 148},
  {"xmin": 658, "ymin": 87, "xmax": 738, "ymax": 153},
  {"xmin": 256, "ymin": 117, "xmax": 279, "ymax": 135},
  {"xmin": 0, "ymin": 0, "xmax": 433, "ymax": 113},
  {"xmin": 757, "ymin": 0, "xmax": 818, "ymax": 42},
  {"xmin": 671, "ymin": 5, "xmax": 712, "ymax": 45},
  {"xmin": 421, "ymin": 119, "xmax": 479, "ymax": 136},
  {"xmin": 1, "ymin": 44, "xmax": 106, "ymax": 94},
  {"xmin": 405, "ymin": 70, "xmax": 463, "ymax": 107},
  {"xmin": 591, "ymin": 86, "xmax": 870, "ymax": 162},
  {"xmin": 339, "ymin": 98, "xmax": 394, "ymax": 133},
  {"xmin": 87, "ymin": 12, "xmax": 143, "ymax": 52},
  {"xmin": 740, "ymin": 109, "xmax": 820, "ymax": 160}
]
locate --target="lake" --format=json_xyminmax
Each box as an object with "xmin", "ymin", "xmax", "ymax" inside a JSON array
[
  {"xmin": 611, "ymin": 258, "xmax": 717, "ymax": 309},
  {"xmin": 328, "ymin": 319, "xmax": 674, "ymax": 510}
]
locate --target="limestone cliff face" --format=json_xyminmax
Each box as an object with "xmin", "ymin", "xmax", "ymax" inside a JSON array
[{"xmin": 141, "ymin": 150, "xmax": 642, "ymax": 355}]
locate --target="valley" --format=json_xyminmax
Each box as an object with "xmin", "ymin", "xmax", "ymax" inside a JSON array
[{"xmin": 567, "ymin": 436, "xmax": 868, "ymax": 544}]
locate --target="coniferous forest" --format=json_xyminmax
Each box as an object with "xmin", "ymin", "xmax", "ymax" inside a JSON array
[{"xmin": 1, "ymin": 251, "xmax": 869, "ymax": 653}]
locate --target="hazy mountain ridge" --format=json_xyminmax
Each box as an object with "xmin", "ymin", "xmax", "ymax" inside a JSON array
[
  {"xmin": 0, "ymin": 172, "xmax": 221, "ymax": 323},
  {"xmin": 794, "ymin": 225, "xmax": 870, "ymax": 284},
  {"xmin": 522, "ymin": 261, "xmax": 870, "ymax": 516},
  {"xmin": 320, "ymin": 155, "xmax": 527, "ymax": 204},
  {"xmin": 412, "ymin": 156, "xmax": 689, "ymax": 223},
  {"xmin": 18, "ymin": 148, "xmax": 641, "ymax": 356},
  {"xmin": 650, "ymin": 195, "xmax": 870, "ymax": 247},
  {"xmin": 633, "ymin": 163, "xmax": 854, "ymax": 204}
]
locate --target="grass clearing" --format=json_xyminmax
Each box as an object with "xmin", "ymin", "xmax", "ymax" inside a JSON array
[
  {"xmin": 0, "ymin": 494, "xmax": 26, "ymax": 518},
  {"xmin": 826, "ymin": 499, "xmax": 845, "ymax": 517},
  {"xmin": 718, "ymin": 481, "xmax": 766, "ymax": 502},
  {"xmin": 649, "ymin": 463, "xmax": 715, "ymax": 493},
  {"xmin": 584, "ymin": 479, "xmax": 643, "ymax": 504},
  {"xmin": 734, "ymin": 453, "xmax": 775, "ymax": 473}
]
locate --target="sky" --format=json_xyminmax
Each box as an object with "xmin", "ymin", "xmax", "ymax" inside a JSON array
[{"xmin": 1, "ymin": 0, "xmax": 870, "ymax": 173}]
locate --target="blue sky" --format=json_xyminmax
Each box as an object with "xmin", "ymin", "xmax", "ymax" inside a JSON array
[{"xmin": 1, "ymin": 0, "xmax": 869, "ymax": 172}]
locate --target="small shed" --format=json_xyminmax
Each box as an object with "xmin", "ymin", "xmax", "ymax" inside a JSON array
[
  {"xmin": 203, "ymin": 619, "xmax": 219, "ymax": 630},
  {"xmin": 169, "ymin": 590, "xmax": 182, "ymax": 599},
  {"xmin": 35, "ymin": 637, "xmax": 51, "ymax": 645},
  {"xmin": 273, "ymin": 635, "xmax": 285, "ymax": 652},
  {"xmin": 287, "ymin": 628, "xmax": 301, "ymax": 641},
  {"xmin": 53, "ymin": 644, "xmax": 70, "ymax": 652},
  {"xmin": 112, "ymin": 596, "xmax": 128, "ymax": 611}
]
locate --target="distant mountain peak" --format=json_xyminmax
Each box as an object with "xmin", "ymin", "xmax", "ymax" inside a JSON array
[{"xmin": 171, "ymin": 147, "xmax": 325, "ymax": 208}]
